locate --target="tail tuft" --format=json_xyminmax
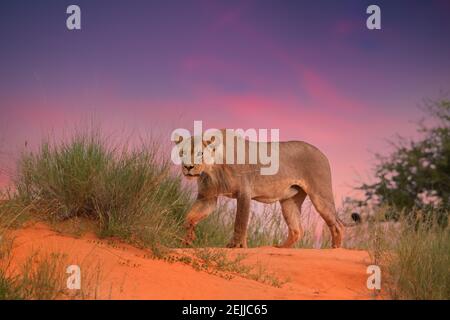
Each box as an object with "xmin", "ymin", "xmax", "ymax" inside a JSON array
[{"xmin": 351, "ymin": 212, "xmax": 362, "ymax": 224}]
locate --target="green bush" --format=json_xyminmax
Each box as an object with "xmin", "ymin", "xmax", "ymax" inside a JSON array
[
  {"xmin": 367, "ymin": 208, "xmax": 450, "ymax": 299},
  {"xmin": 12, "ymin": 129, "xmax": 191, "ymax": 249}
]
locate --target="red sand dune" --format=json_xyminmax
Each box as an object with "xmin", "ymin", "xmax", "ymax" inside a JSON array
[{"xmin": 9, "ymin": 223, "xmax": 376, "ymax": 300}]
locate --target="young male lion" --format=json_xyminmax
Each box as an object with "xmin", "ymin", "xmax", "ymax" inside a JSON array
[{"xmin": 173, "ymin": 130, "xmax": 344, "ymax": 248}]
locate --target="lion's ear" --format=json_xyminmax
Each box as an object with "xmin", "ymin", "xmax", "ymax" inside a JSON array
[
  {"xmin": 204, "ymin": 136, "xmax": 215, "ymax": 146},
  {"xmin": 203, "ymin": 129, "xmax": 224, "ymax": 147},
  {"xmin": 173, "ymin": 133, "xmax": 183, "ymax": 145}
]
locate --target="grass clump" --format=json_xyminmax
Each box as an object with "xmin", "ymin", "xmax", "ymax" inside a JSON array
[
  {"xmin": 11, "ymin": 129, "xmax": 191, "ymax": 250},
  {"xmin": 0, "ymin": 205, "xmax": 73, "ymax": 300},
  {"xmin": 0, "ymin": 252, "xmax": 68, "ymax": 300},
  {"xmin": 366, "ymin": 207, "xmax": 450, "ymax": 299},
  {"xmin": 194, "ymin": 200, "xmax": 323, "ymax": 248}
]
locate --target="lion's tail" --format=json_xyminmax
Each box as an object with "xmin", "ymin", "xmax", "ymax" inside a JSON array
[{"xmin": 336, "ymin": 212, "xmax": 361, "ymax": 228}]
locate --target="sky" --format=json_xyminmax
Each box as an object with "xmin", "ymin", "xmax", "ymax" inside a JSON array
[{"xmin": 1, "ymin": 0, "xmax": 450, "ymax": 203}]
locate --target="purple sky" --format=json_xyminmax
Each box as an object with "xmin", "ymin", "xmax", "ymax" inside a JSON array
[{"xmin": 1, "ymin": 0, "xmax": 450, "ymax": 202}]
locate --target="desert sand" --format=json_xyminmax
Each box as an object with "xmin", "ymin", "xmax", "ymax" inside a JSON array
[{"xmin": 8, "ymin": 223, "xmax": 375, "ymax": 300}]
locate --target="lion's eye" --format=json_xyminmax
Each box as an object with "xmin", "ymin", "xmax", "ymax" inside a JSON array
[{"xmin": 197, "ymin": 151, "xmax": 203, "ymax": 157}]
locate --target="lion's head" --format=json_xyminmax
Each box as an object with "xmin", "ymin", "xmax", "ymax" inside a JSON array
[{"xmin": 173, "ymin": 130, "xmax": 224, "ymax": 179}]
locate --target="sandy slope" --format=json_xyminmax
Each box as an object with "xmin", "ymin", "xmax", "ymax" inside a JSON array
[{"xmin": 8, "ymin": 223, "xmax": 374, "ymax": 300}]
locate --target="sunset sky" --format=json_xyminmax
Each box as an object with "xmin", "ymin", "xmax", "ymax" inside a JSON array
[{"xmin": 1, "ymin": 0, "xmax": 450, "ymax": 203}]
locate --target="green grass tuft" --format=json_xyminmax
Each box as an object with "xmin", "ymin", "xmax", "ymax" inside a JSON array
[
  {"xmin": 11, "ymin": 129, "xmax": 191, "ymax": 249},
  {"xmin": 366, "ymin": 208, "xmax": 450, "ymax": 299}
]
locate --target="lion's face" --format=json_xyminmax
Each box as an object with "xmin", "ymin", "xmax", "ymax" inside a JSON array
[
  {"xmin": 178, "ymin": 143, "xmax": 207, "ymax": 178},
  {"xmin": 172, "ymin": 130, "xmax": 225, "ymax": 179},
  {"xmin": 175, "ymin": 135, "xmax": 220, "ymax": 179}
]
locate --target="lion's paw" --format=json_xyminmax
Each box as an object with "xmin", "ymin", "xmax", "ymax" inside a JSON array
[{"xmin": 226, "ymin": 241, "xmax": 247, "ymax": 248}]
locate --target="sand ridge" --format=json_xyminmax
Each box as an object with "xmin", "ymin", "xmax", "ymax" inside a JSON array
[{"xmin": 8, "ymin": 223, "xmax": 374, "ymax": 300}]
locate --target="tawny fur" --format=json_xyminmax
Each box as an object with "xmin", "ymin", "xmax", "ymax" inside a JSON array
[{"xmin": 175, "ymin": 131, "xmax": 344, "ymax": 248}]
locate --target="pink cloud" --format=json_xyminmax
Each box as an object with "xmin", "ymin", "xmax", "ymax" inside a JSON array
[{"xmin": 301, "ymin": 68, "xmax": 362, "ymax": 112}]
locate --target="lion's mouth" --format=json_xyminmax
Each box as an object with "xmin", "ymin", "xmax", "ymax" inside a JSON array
[{"xmin": 184, "ymin": 173, "xmax": 200, "ymax": 177}]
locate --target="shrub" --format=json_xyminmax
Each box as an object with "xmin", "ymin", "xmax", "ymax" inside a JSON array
[
  {"xmin": 12, "ymin": 129, "xmax": 191, "ymax": 249},
  {"xmin": 366, "ymin": 207, "xmax": 450, "ymax": 299}
]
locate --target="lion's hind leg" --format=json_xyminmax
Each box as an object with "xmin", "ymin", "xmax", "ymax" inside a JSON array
[
  {"xmin": 277, "ymin": 195, "xmax": 304, "ymax": 248},
  {"xmin": 308, "ymin": 192, "xmax": 344, "ymax": 248}
]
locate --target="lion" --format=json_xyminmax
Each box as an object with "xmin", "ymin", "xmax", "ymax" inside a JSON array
[{"xmin": 173, "ymin": 129, "xmax": 344, "ymax": 248}]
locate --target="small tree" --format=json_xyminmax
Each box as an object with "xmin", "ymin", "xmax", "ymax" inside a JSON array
[{"xmin": 357, "ymin": 99, "xmax": 450, "ymax": 216}]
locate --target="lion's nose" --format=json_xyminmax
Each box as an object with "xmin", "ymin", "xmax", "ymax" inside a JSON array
[{"xmin": 184, "ymin": 165, "xmax": 194, "ymax": 171}]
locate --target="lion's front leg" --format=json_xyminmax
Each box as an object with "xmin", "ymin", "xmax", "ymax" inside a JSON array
[
  {"xmin": 183, "ymin": 196, "xmax": 217, "ymax": 246},
  {"xmin": 227, "ymin": 193, "xmax": 251, "ymax": 248}
]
